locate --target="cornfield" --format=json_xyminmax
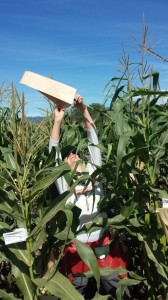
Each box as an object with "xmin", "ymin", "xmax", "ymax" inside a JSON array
[{"xmin": 0, "ymin": 25, "xmax": 168, "ymax": 300}]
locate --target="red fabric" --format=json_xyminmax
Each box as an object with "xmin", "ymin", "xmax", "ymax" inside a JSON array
[{"xmin": 60, "ymin": 234, "xmax": 129, "ymax": 279}]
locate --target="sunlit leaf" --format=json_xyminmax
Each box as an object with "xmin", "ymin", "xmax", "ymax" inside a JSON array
[
  {"xmin": 73, "ymin": 238, "xmax": 100, "ymax": 290},
  {"xmin": 30, "ymin": 174, "xmax": 89, "ymax": 237},
  {"xmin": 5, "ymin": 153, "xmax": 18, "ymax": 171},
  {"xmin": 116, "ymin": 133, "xmax": 131, "ymax": 179},
  {"xmin": 30, "ymin": 164, "xmax": 70, "ymax": 196},
  {"xmin": 45, "ymin": 271, "xmax": 84, "ymax": 300}
]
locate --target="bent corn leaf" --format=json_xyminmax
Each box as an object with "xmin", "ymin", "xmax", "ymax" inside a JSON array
[
  {"xmin": 30, "ymin": 164, "xmax": 70, "ymax": 196},
  {"xmin": 73, "ymin": 238, "xmax": 100, "ymax": 291},
  {"xmin": 45, "ymin": 271, "xmax": 84, "ymax": 300}
]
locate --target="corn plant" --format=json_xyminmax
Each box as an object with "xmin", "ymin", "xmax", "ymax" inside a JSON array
[
  {"xmin": 0, "ymin": 86, "xmax": 146, "ymax": 300},
  {"xmin": 92, "ymin": 23, "xmax": 168, "ymax": 299},
  {"xmin": 0, "ymin": 85, "xmax": 101, "ymax": 300}
]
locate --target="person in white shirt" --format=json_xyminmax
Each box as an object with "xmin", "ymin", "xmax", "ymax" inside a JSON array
[{"xmin": 49, "ymin": 95, "xmax": 131, "ymax": 299}]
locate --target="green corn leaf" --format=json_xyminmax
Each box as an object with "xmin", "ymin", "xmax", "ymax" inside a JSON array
[
  {"xmin": 129, "ymin": 217, "xmax": 143, "ymax": 228},
  {"xmin": 115, "ymin": 269, "xmax": 146, "ymax": 300},
  {"xmin": 119, "ymin": 276, "xmax": 144, "ymax": 286},
  {"xmin": 7, "ymin": 244, "xmax": 30, "ymax": 266},
  {"xmin": 149, "ymin": 125, "xmax": 167, "ymax": 143},
  {"xmin": 128, "ymin": 271, "xmax": 145, "ymax": 281},
  {"xmin": 116, "ymin": 274, "xmax": 144, "ymax": 300},
  {"xmin": 116, "ymin": 133, "xmax": 131, "ymax": 180},
  {"xmin": 3, "ymin": 246, "xmax": 34, "ymax": 300},
  {"xmin": 143, "ymin": 70, "xmax": 159, "ymax": 91},
  {"xmin": 55, "ymin": 229, "xmax": 75, "ymax": 241},
  {"xmin": 30, "ymin": 163, "xmax": 70, "ymax": 196},
  {"xmin": 0, "ymin": 221, "xmax": 10, "ymax": 236},
  {"xmin": 0, "ymin": 290, "xmax": 17, "ymax": 300},
  {"xmin": 30, "ymin": 191, "xmax": 69, "ymax": 237},
  {"xmin": 149, "ymin": 95, "xmax": 160, "ymax": 107},
  {"xmin": 132, "ymin": 89, "xmax": 168, "ymax": 96},
  {"xmin": 111, "ymin": 85, "xmax": 125, "ymax": 106},
  {"xmin": 107, "ymin": 214, "xmax": 126, "ymax": 225},
  {"xmin": 150, "ymin": 188, "xmax": 168, "ymax": 199},
  {"xmin": 106, "ymin": 143, "xmax": 113, "ymax": 161},
  {"xmin": 113, "ymin": 101, "xmax": 124, "ymax": 136},
  {"xmin": 116, "ymin": 283, "xmax": 125, "ymax": 300},
  {"xmin": 120, "ymin": 197, "xmax": 138, "ymax": 218},
  {"xmin": 54, "ymin": 208, "xmax": 73, "ymax": 242},
  {"xmin": 31, "ymin": 227, "xmax": 46, "ymax": 252},
  {"xmin": 5, "ymin": 153, "xmax": 19, "ymax": 171},
  {"xmin": 12, "ymin": 264, "xmax": 34, "ymax": 300},
  {"xmin": 99, "ymin": 266, "xmax": 127, "ymax": 277},
  {"xmin": 30, "ymin": 174, "xmax": 89, "ymax": 237},
  {"xmin": 45, "ymin": 271, "xmax": 84, "ymax": 300},
  {"xmin": 0, "ymin": 162, "xmax": 17, "ymax": 172},
  {"xmin": 153, "ymin": 72, "xmax": 159, "ymax": 91},
  {"xmin": 0, "ymin": 200, "xmax": 22, "ymax": 220},
  {"xmin": 73, "ymin": 238, "xmax": 100, "ymax": 290},
  {"xmin": 137, "ymin": 234, "xmax": 168, "ymax": 281},
  {"xmin": 92, "ymin": 293, "xmax": 110, "ymax": 300},
  {"xmin": 128, "ymin": 116, "xmax": 145, "ymax": 128}
]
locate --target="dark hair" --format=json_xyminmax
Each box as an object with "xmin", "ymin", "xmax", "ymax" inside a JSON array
[{"xmin": 61, "ymin": 145, "xmax": 77, "ymax": 160}]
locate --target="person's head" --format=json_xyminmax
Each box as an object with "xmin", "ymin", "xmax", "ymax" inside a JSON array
[{"xmin": 61, "ymin": 145, "xmax": 81, "ymax": 171}]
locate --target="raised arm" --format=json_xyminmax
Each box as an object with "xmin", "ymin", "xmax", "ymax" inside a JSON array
[
  {"xmin": 50, "ymin": 106, "xmax": 65, "ymax": 142},
  {"xmin": 74, "ymin": 95, "xmax": 102, "ymax": 168},
  {"xmin": 74, "ymin": 94, "xmax": 95, "ymax": 131},
  {"xmin": 49, "ymin": 106, "xmax": 66, "ymax": 195}
]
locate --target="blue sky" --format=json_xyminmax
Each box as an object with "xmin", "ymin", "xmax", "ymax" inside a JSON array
[{"xmin": 1, "ymin": 0, "xmax": 168, "ymax": 116}]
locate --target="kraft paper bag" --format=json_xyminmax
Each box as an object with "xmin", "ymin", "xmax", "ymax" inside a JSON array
[
  {"xmin": 156, "ymin": 208, "xmax": 168, "ymax": 242},
  {"xmin": 20, "ymin": 71, "xmax": 77, "ymax": 108}
]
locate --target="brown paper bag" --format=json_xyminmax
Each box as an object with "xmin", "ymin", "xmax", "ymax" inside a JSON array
[
  {"xmin": 20, "ymin": 71, "xmax": 77, "ymax": 108},
  {"xmin": 156, "ymin": 208, "xmax": 168, "ymax": 242}
]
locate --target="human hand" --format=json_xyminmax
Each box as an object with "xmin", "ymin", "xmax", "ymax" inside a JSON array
[
  {"xmin": 74, "ymin": 94, "xmax": 94, "ymax": 129},
  {"xmin": 74, "ymin": 94, "xmax": 86, "ymax": 111},
  {"xmin": 54, "ymin": 106, "xmax": 65, "ymax": 122}
]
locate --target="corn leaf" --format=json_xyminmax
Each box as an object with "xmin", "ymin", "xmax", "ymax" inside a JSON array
[
  {"xmin": 92, "ymin": 293, "xmax": 110, "ymax": 300},
  {"xmin": 45, "ymin": 271, "xmax": 84, "ymax": 300},
  {"xmin": 116, "ymin": 133, "xmax": 131, "ymax": 180},
  {"xmin": 12, "ymin": 264, "xmax": 34, "ymax": 300},
  {"xmin": 0, "ymin": 290, "xmax": 17, "ymax": 300},
  {"xmin": 73, "ymin": 238, "xmax": 100, "ymax": 290},
  {"xmin": 137, "ymin": 234, "xmax": 168, "ymax": 282},
  {"xmin": 30, "ymin": 174, "xmax": 89, "ymax": 237},
  {"xmin": 30, "ymin": 164, "xmax": 70, "ymax": 196}
]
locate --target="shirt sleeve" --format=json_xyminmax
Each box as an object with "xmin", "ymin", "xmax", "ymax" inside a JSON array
[
  {"xmin": 49, "ymin": 138, "xmax": 59, "ymax": 152},
  {"xmin": 49, "ymin": 138, "xmax": 67, "ymax": 195},
  {"xmin": 87, "ymin": 128, "xmax": 102, "ymax": 170}
]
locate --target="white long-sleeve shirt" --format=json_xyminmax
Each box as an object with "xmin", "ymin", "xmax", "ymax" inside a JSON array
[{"xmin": 49, "ymin": 129, "xmax": 106, "ymax": 243}]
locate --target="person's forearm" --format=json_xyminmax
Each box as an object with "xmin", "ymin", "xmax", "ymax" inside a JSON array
[
  {"xmin": 50, "ymin": 107, "xmax": 65, "ymax": 141},
  {"xmin": 50, "ymin": 119, "xmax": 62, "ymax": 141},
  {"xmin": 74, "ymin": 94, "xmax": 95, "ymax": 130},
  {"xmin": 80, "ymin": 106, "xmax": 95, "ymax": 130}
]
